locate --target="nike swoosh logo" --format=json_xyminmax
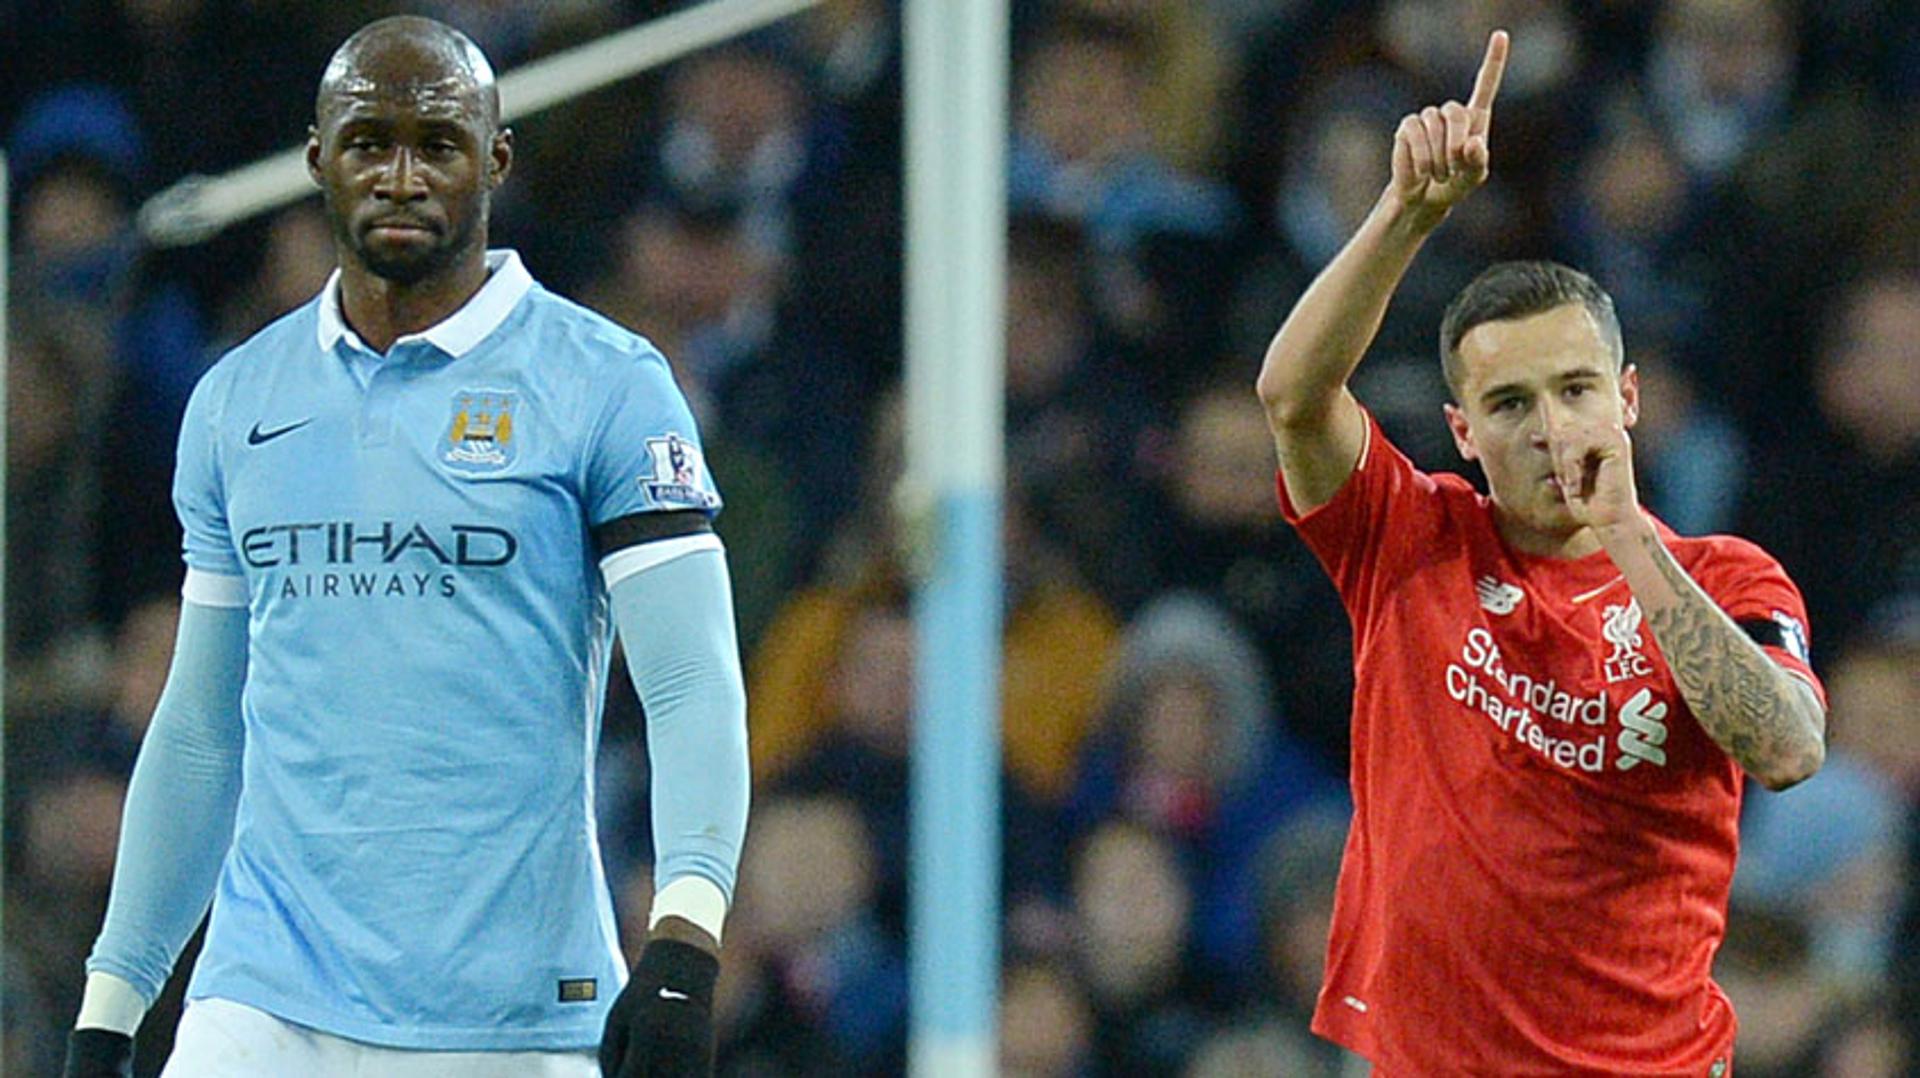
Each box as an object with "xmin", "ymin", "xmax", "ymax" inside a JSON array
[
  {"xmin": 1571, "ymin": 576, "xmax": 1625, "ymax": 604},
  {"xmin": 657, "ymin": 987, "xmax": 690, "ymax": 1002},
  {"xmin": 247, "ymin": 418, "xmax": 313, "ymax": 446}
]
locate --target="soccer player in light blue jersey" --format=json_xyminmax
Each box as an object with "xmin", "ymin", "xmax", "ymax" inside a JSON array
[{"xmin": 65, "ymin": 17, "xmax": 749, "ymax": 1078}]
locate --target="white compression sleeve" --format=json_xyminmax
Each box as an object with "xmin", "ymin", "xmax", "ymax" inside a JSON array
[
  {"xmin": 604, "ymin": 543, "xmax": 749, "ymax": 941},
  {"xmin": 82, "ymin": 592, "xmax": 249, "ymax": 1017}
]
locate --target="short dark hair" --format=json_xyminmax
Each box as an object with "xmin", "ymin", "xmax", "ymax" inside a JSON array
[{"xmin": 1438, "ymin": 261, "xmax": 1623, "ymax": 398}]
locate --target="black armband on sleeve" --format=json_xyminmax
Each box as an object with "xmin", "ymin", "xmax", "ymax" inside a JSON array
[
  {"xmin": 592, "ymin": 510, "xmax": 714, "ymax": 560},
  {"xmin": 1735, "ymin": 617, "xmax": 1787, "ymax": 650}
]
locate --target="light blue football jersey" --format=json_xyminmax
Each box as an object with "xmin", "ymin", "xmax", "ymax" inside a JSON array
[{"xmin": 173, "ymin": 251, "xmax": 723, "ymax": 1050}]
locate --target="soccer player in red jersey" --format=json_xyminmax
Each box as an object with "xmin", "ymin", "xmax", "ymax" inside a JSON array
[{"xmin": 1255, "ymin": 30, "xmax": 1829, "ymax": 1076}]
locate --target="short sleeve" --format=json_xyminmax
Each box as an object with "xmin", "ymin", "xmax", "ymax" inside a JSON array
[
  {"xmin": 1277, "ymin": 408, "xmax": 1450, "ymax": 616},
  {"xmin": 1686, "ymin": 538, "xmax": 1826, "ymax": 707},
  {"xmin": 583, "ymin": 345, "xmax": 723, "ymax": 527},
  {"xmin": 173, "ymin": 368, "xmax": 242, "ymax": 576}
]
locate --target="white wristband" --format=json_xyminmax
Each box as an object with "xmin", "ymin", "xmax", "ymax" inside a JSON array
[
  {"xmin": 76, "ymin": 971, "xmax": 147, "ymax": 1034},
  {"xmin": 647, "ymin": 876, "xmax": 728, "ymax": 945}
]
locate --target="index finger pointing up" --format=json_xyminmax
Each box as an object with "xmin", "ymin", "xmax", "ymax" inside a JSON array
[{"xmin": 1467, "ymin": 30, "xmax": 1509, "ymax": 123}]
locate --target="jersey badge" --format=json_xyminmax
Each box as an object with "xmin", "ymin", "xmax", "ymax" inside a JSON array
[
  {"xmin": 445, "ymin": 390, "xmax": 518, "ymax": 473},
  {"xmin": 642, "ymin": 433, "xmax": 721, "ymax": 510},
  {"xmin": 1601, "ymin": 600, "xmax": 1653, "ymax": 683},
  {"xmin": 1614, "ymin": 687, "xmax": 1670, "ymax": 770},
  {"xmin": 1475, "ymin": 575, "xmax": 1524, "ymax": 615}
]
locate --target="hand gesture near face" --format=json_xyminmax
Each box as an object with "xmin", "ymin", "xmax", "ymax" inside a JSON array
[
  {"xmin": 1390, "ymin": 30, "xmax": 1508, "ymax": 216},
  {"xmin": 1550, "ymin": 419, "xmax": 1641, "ymax": 534}
]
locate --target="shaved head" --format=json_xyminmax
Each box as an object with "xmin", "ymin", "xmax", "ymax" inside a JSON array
[
  {"xmin": 316, "ymin": 16, "xmax": 500, "ymax": 130},
  {"xmin": 308, "ymin": 16, "xmax": 512, "ymax": 292}
]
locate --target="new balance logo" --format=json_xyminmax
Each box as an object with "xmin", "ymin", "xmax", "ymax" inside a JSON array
[
  {"xmin": 1476, "ymin": 576, "xmax": 1524, "ymax": 615},
  {"xmin": 1615, "ymin": 688, "xmax": 1669, "ymax": 770}
]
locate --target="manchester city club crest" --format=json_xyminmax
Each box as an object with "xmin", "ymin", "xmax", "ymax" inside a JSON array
[{"xmin": 445, "ymin": 390, "xmax": 519, "ymax": 472}]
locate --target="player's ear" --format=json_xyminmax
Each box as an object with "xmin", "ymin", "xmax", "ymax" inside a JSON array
[
  {"xmin": 1618, "ymin": 363, "xmax": 1640, "ymax": 429},
  {"xmin": 1444, "ymin": 402, "xmax": 1478, "ymax": 461},
  {"xmin": 488, "ymin": 127, "xmax": 513, "ymax": 189},
  {"xmin": 306, "ymin": 126, "xmax": 324, "ymax": 186}
]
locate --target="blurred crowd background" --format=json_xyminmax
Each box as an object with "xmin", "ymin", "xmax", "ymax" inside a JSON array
[{"xmin": 3, "ymin": 0, "xmax": 1917, "ymax": 1075}]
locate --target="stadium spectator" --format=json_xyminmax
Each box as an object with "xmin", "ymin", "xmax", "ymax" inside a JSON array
[
  {"xmin": 4, "ymin": 315, "xmax": 114, "ymax": 669},
  {"xmin": 1827, "ymin": 601, "xmax": 1920, "ymax": 800},
  {"xmin": 1644, "ymin": 0, "xmax": 1797, "ymax": 182},
  {"xmin": 1010, "ymin": 14, "xmax": 1240, "ymax": 362},
  {"xmin": 1743, "ymin": 271, "xmax": 1920, "ymax": 660},
  {"xmin": 787, "ymin": 0, "xmax": 898, "ymax": 170},
  {"xmin": 998, "ymin": 956, "xmax": 1095, "ymax": 1078},
  {"xmin": 1235, "ymin": 806, "xmax": 1354, "ymax": 1076},
  {"xmin": 1067, "ymin": 591, "xmax": 1338, "ymax": 979},
  {"xmin": 1070, "ymin": 821, "xmax": 1215, "ymax": 1076},
  {"xmin": 1553, "ymin": 91, "xmax": 1723, "ymax": 363},
  {"xmin": 213, "ymin": 204, "xmax": 337, "ymax": 349},
  {"xmin": 1138, "ymin": 379, "xmax": 1354, "ymax": 769},
  {"xmin": 749, "ymin": 389, "xmax": 1120, "ymax": 803},
  {"xmin": 1732, "ymin": 749, "xmax": 1908, "ymax": 985},
  {"xmin": 635, "ymin": 41, "xmax": 830, "ymax": 264},
  {"xmin": 1010, "ymin": 15, "xmax": 1236, "ymax": 255},
  {"xmin": 1226, "ymin": 66, "xmax": 1473, "ymax": 372},
  {"xmin": 1002, "ymin": 212, "xmax": 1164, "ymax": 610},
  {"xmin": 1373, "ymin": 0, "xmax": 1582, "ymax": 212},
  {"xmin": 1181, "ymin": 1020, "xmax": 1330, "ymax": 1078},
  {"xmin": 1715, "ymin": 906, "xmax": 1837, "ymax": 1078},
  {"xmin": 9, "ymin": 85, "xmax": 209, "ymax": 426},
  {"xmin": 718, "ymin": 794, "xmax": 905, "ymax": 1074},
  {"xmin": 1612, "ymin": 338, "xmax": 1748, "ymax": 536},
  {"xmin": 587, "ymin": 190, "xmax": 865, "ymax": 570},
  {"xmin": 1052, "ymin": 0, "xmax": 1237, "ymax": 174},
  {"xmin": 11, "ymin": 772, "xmax": 128, "ymax": 1077}
]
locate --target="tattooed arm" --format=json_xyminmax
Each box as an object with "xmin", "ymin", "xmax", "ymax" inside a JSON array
[
  {"xmin": 1602, "ymin": 519, "xmax": 1826, "ymax": 790},
  {"xmin": 1549, "ymin": 406, "xmax": 1825, "ymax": 790}
]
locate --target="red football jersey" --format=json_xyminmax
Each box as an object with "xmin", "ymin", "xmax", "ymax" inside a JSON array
[{"xmin": 1279, "ymin": 410, "xmax": 1823, "ymax": 1076}]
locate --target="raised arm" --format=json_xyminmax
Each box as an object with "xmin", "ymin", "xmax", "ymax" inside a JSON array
[{"xmin": 1257, "ymin": 30, "xmax": 1508, "ymax": 513}]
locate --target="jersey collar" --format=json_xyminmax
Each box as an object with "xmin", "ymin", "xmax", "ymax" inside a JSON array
[{"xmin": 315, "ymin": 249, "xmax": 533, "ymax": 358}]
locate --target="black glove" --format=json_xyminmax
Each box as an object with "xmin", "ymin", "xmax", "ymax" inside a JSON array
[
  {"xmin": 598, "ymin": 937, "xmax": 720, "ymax": 1078},
  {"xmin": 64, "ymin": 1029, "xmax": 134, "ymax": 1078}
]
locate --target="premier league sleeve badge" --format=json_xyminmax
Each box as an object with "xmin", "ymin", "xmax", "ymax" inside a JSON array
[{"xmin": 640, "ymin": 433, "xmax": 721, "ymax": 511}]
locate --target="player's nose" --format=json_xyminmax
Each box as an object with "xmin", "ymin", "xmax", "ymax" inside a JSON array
[
  {"xmin": 373, "ymin": 147, "xmax": 429, "ymax": 201},
  {"xmin": 1537, "ymin": 398, "xmax": 1578, "ymax": 445}
]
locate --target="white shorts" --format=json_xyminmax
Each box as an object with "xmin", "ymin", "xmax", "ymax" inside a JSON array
[{"xmin": 162, "ymin": 997, "xmax": 599, "ymax": 1077}]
